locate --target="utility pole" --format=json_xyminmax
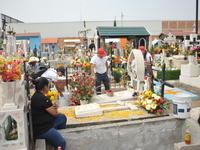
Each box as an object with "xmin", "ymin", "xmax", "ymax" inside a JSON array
[
  {"xmin": 121, "ymin": 12, "xmax": 124, "ymax": 27},
  {"xmin": 196, "ymin": 0, "xmax": 198, "ymax": 34}
]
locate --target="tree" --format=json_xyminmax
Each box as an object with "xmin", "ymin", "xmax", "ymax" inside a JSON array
[{"xmin": 114, "ymin": 20, "xmax": 117, "ymax": 27}]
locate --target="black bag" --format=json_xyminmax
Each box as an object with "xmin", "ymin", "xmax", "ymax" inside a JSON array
[{"xmin": 35, "ymin": 63, "xmax": 49, "ymax": 77}]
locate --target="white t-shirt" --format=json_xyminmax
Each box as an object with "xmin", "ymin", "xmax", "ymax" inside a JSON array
[
  {"xmin": 41, "ymin": 68, "xmax": 58, "ymax": 82},
  {"xmin": 90, "ymin": 55, "xmax": 107, "ymax": 74},
  {"xmin": 144, "ymin": 52, "xmax": 152, "ymax": 67},
  {"xmin": 145, "ymin": 52, "xmax": 152, "ymax": 62}
]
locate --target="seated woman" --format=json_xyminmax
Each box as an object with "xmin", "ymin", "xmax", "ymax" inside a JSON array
[{"xmin": 31, "ymin": 77, "xmax": 67, "ymax": 150}]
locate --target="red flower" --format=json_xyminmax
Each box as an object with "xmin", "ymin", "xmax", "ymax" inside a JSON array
[
  {"xmin": 157, "ymin": 109, "xmax": 162, "ymax": 113},
  {"xmin": 81, "ymin": 91, "xmax": 84, "ymax": 94},
  {"xmin": 142, "ymin": 104, "xmax": 146, "ymax": 107},
  {"xmin": 82, "ymin": 73, "xmax": 86, "ymax": 76},
  {"xmin": 150, "ymin": 109, "xmax": 154, "ymax": 113}
]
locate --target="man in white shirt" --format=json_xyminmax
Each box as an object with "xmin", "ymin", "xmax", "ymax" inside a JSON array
[
  {"xmin": 41, "ymin": 66, "xmax": 65, "ymax": 97},
  {"xmin": 91, "ymin": 48, "xmax": 110, "ymax": 95}
]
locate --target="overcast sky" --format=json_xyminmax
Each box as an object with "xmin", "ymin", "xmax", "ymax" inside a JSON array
[{"xmin": 0, "ymin": 0, "xmax": 199, "ymax": 23}]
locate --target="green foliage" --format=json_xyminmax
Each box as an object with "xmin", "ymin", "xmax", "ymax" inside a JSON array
[
  {"xmin": 57, "ymin": 49, "xmax": 64, "ymax": 54},
  {"xmin": 157, "ymin": 70, "xmax": 180, "ymax": 80},
  {"xmin": 102, "ymin": 44, "xmax": 112, "ymax": 56},
  {"xmin": 111, "ymin": 67, "xmax": 125, "ymax": 83},
  {"xmin": 114, "ymin": 20, "xmax": 117, "ymax": 27}
]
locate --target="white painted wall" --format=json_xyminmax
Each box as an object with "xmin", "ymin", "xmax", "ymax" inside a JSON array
[{"xmin": 7, "ymin": 20, "xmax": 162, "ymax": 39}]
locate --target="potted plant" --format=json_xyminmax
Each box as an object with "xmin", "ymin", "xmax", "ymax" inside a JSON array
[
  {"xmin": 184, "ymin": 47, "xmax": 198, "ymax": 64},
  {"xmin": 68, "ymin": 72, "xmax": 95, "ymax": 105}
]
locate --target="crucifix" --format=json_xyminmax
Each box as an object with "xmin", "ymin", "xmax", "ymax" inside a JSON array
[
  {"xmin": 147, "ymin": 60, "xmax": 174, "ymax": 98},
  {"xmin": 185, "ymin": 34, "xmax": 200, "ymax": 47},
  {"xmin": 185, "ymin": 34, "xmax": 200, "ymax": 64},
  {"xmin": 164, "ymin": 33, "xmax": 176, "ymax": 45}
]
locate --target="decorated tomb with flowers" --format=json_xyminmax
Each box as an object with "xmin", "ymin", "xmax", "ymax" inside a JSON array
[{"xmin": 0, "ymin": 29, "xmax": 29, "ymax": 150}]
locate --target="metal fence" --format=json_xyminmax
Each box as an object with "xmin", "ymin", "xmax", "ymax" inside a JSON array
[{"xmin": 64, "ymin": 63, "xmax": 129, "ymax": 92}]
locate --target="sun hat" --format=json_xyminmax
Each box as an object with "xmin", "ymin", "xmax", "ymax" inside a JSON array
[
  {"xmin": 28, "ymin": 57, "xmax": 39, "ymax": 63},
  {"xmin": 97, "ymin": 48, "xmax": 106, "ymax": 57},
  {"xmin": 138, "ymin": 46, "xmax": 146, "ymax": 54}
]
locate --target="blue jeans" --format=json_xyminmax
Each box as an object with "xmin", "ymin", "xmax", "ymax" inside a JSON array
[
  {"xmin": 144, "ymin": 68, "xmax": 148, "ymax": 76},
  {"xmin": 95, "ymin": 73, "xmax": 110, "ymax": 95},
  {"xmin": 36, "ymin": 114, "xmax": 67, "ymax": 150}
]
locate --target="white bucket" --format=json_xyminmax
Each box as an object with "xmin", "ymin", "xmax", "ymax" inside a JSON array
[
  {"xmin": 172, "ymin": 94, "xmax": 191, "ymax": 119},
  {"xmin": 59, "ymin": 92, "xmax": 70, "ymax": 107}
]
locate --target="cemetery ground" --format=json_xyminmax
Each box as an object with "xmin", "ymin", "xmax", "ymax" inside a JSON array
[{"xmin": 34, "ymin": 78, "xmax": 200, "ymax": 150}]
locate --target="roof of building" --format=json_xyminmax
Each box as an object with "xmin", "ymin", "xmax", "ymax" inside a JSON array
[
  {"xmin": 96, "ymin": 26, "xmax": 150, "ymax": 37},
  {"xmin": 42, "ymin": 38, "xmax": 58, "ymax": 43},
  {"xmin": 15, "ymin": 32, "xmax": 40, "ymax": 37},
  {"xmin": 163, "ymin": 30, "xmax": 200, "ymax": 36}
]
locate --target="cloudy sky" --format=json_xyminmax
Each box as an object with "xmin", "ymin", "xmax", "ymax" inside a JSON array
[{"xmin": 0, "ymin": 0, "xmax": 199, "ymax": 23}]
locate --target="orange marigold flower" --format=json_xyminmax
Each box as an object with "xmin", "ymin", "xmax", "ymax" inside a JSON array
[{"xmin": 7, "ymin": 61, "xmax": 12, "ymax": 64}]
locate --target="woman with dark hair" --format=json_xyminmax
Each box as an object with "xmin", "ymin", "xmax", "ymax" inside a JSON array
[{"xmin": 31, "ymin": 77, "xmax": 67, "ymax": 150}]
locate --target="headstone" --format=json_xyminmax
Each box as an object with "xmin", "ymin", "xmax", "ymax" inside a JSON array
[
  {"xmin": 184, "ymin": 34, "xmax": 200, "ymax": 48},
  {"xmin": 127, "ymin": 49, "xmax": 144, "ymax": 92},
  {"xmin": 0, "ymin": 39, "xmax": 29, "ymax": 149},
  {"xmin": 179, "ymin": 34, "xmax": 200, "ymax": 86},
  {"xmin": 119, "ymin": 49, "xmax": 125, "ymax": 56},
  {"xmin": 171, "ymin": 55, "xmax": 188, "ymax": 68},
  {"xmin": 114, "ymin": 48, "xmax": 119, "ymax": 56}
]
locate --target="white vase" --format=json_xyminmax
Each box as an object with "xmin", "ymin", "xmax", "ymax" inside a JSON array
[
  {"xmin": 188, "ymin": 55, "xmax": 194, "ymax": 64},
  {"xmin": 80, "ymin": 100, "xmax": 89, "ymax": 105},
  {"xmin": 1, "ymin": 81, "xmax": 17, "ymax": 110}
]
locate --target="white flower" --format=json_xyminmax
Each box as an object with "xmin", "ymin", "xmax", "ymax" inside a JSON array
[
  {"xmin": 155, "ymin": 95, "xmax": 161, "ymax": 100},
  {"xmin": 146, "ymin": 105, "xmax": 151, "ymax": 110},
  {"xmin": 147, "ymin": 100, "xmax": 153, "ymax": 104},
  {"xmin": 142, "ymin": 101, "xmax": 147, "ymax": 106},
  {"xmin": 152, "ymin": 94, "xmax": 157, "ymax": 97},
  {"xmin": 151, "ymin": 103, "xmax": 157, "ymax": 109}
]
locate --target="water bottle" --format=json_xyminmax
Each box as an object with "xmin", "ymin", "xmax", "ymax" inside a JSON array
[{"xmin": 185, "ymin": 125, "xmax": 191, "ymax": 144}]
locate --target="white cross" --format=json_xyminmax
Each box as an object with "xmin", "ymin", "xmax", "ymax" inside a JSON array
[
  {"xmin": 164, "ymin": 33, "xmax": 176, "ymax": 45},
  {"xmin": 185, "ymin": 34, "xmax": 200, "ymax": 48}
]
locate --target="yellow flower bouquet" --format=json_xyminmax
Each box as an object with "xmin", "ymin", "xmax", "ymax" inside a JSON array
[
  {"xmin": 137, "ymin": 90, "xmax": 168, "ymax": 115},
  {"xmin": 45, "ymin": 91, "xmax": 59, "ymax": 100}
]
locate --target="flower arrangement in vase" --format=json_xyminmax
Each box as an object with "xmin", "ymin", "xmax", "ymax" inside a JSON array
[
  {"xmin": 184, "ymin": 47, "xmax": 198, "ymax": 56},
  {"xmin": 0, "ymin": 55, "xmax": 23, "ymax": 82},
  {"xmin": 137, "ymin": 90, "xmax": 169, "ymax": 115},
  {"xmin": 68, "ymin": 72, "xmax": 95, "ymax": 105}
]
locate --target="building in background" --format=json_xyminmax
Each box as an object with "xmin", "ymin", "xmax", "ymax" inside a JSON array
[{"xmin": 1, "ymin": 13, "xmax": 200, "ymax": 53}]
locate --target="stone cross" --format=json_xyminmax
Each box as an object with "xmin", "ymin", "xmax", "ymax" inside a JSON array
[
  {"xmin": 185, "ymin": 34, "xmax": 200, "ymax": 64},
  {"xmin": 164, "ymin": 33, "xmax": 176, "ymax": 45},
  {"xmin": 185, "ymin": 34, "xmax": 200, "ymax": 48}
]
